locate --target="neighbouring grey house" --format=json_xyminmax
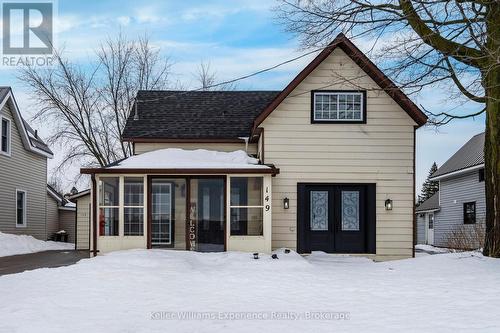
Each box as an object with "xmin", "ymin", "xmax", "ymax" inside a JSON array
[
  {"xmin": 0, "ymin": 86, "xmax": 75, "ymax": 243},
  {"xmin": 416, "ymin": 132, "xmax": 485, "ymax": 248}
]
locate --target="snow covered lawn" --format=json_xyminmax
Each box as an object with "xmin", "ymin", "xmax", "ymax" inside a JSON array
[
  {"xmin": 0, "ymin": 249, "xmax": 498, "ymax": 332},
  {"xmin": 0, "ymin": 232, "xmax": 74, "ymax": 257}
]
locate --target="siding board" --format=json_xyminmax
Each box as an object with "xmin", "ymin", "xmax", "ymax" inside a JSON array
[
  {"xmin": 76, "ymin": 195, "xmax": 91, "ymax": 250},
  {"xmin": 135, "ymin": 142, "xmax": 257, "ymax": 155}
]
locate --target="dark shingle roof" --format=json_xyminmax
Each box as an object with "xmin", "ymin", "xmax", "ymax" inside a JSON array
[
  {"xmin": 416, "ymin": 192, "xmax": 440, "ymax": 212},
  {"xmin": 0, "ymin": 87, "xmax": 10, "ymax": 101},
  {"xmin": 22, "ymin": 119, "xmax": 52, "ymax": 154},
  {"xmin": 122, "ymin": 91, "xmax": 280, "ymax": 140},
  {"xmin": 431, "ymin": 132, "xmax": 484, "ymax": 179}
]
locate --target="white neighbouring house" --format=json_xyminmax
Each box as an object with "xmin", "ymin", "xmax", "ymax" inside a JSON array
[{"xmin": 80, "ymin": 34, "xmax": 427, "ymax": 260}]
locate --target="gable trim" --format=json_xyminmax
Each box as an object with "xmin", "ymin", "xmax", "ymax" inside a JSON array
[
  {"xmin": 429, "ymin": 163, "xmax": 484, "ymax": 181},
  {"xmin": 0, "ymin": 89, "xmax": 53, "ymax": 158},
  {"xmin": 252, "ymin": 33, "xmax": 427, "ymax": 130}
]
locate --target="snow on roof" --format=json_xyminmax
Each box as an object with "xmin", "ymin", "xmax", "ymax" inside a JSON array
[
  {"xmin": 64, "ymin": 202, "xmax": 76, "ymax": 208},
  {"xmin": 108, "ymin": 149, "xmax": 270, "ymax": 169}
]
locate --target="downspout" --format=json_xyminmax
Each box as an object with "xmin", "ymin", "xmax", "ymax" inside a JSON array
[
  {"xmin": 412, "ymin": 126, "xmax": 416, "ymax": 258},
  {"xmin": 238, "ymin": 137, "xmax": 249, "ymax": 153},
  {"xmin": 92, "ymin": 174, "xmax": 98, "ymax": 257}
]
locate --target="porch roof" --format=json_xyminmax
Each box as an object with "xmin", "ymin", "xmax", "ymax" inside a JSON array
[{"xmin": 81, "ymin": 148, "xmax": 279, "ymax": 176}]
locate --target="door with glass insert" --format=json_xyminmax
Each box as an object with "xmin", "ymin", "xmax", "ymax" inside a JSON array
[
  {"xmin": 298, "ymin": 184, "xmax": 374, "ymax": 254},
  {"xmin": 333, "ymin": 185, "xmax": 366, "ymax": 253},
  {"xmin": 307, "ymin": 188, "xmax": 334, "ymax": 252},
  {"xmin": 151, "ymin": 180, "xmax": 173, "ymax": 246}
]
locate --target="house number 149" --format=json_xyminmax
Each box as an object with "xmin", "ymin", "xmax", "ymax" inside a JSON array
[{"xmin": 265, "ymin": 186, "xmax": 270, "ymax": 211}]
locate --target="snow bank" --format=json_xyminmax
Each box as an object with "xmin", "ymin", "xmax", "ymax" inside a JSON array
[
  {"xmin": 415, "ymin": 244, "xmax": 452, "ymax": 253},
  {"xmin": 109, "ymin": 149, "xmax": 269, "ymax": 169},
  {"xmin": 1, "ymin": 249, "xmax": 499, "ymax": 332},
  {"xmin": 0, "ymin": 232, "xmax": 74, "ymax": 257}
]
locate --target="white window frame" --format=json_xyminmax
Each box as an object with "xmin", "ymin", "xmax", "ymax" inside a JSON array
[
  {"xmin": 151, "ymin": 181, "xmax": 172, "ymax": 245},
  {"xmin": 312, "ymin": 91, "xmax": 365, "ymax": 123},
  {"xmin": 229, "ymin": 176, "xmax": 265, "ymax": 237},
  {"xmin": 123, "ymin": 177, "xmax": 145, "ymax": 237},
  {"xmin": 98, "ymin": 176, "xmax": 121, "ymax": 236},
  {"xmin": 1, "ymin": 116, "xmax": 12, "ymax": 156},
  {"xmin": 15, "ymin": 189, "xmax": 27, "ymax": 228}
]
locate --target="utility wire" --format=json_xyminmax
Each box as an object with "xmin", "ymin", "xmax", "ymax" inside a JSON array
[{"xmin": 134, "ymin": 42, "xmax": 340, "ymax": 104}]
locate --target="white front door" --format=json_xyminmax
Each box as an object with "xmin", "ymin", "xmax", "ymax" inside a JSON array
[{"xmin": 427, "ymin": 213, "xmax": 434, "ymax": 245}]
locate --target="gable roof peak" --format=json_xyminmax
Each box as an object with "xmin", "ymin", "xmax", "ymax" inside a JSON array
[
  {"xmin": 0, "ymin": 88, "xmax": 53, "ymax": 157},
  {"xmin": 253, "ymin": 33, "xmax": 427, "ymax": 129}
]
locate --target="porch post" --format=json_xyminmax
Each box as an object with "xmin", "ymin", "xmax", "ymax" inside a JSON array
[{"xmin": 147, "ymin": 175, "xmax": 152, "ymax": 249}]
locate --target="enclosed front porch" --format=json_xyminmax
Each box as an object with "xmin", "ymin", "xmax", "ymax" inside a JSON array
[{"xmin": 81, "ymin": 149, "xmax": 279, "ymax": 255}]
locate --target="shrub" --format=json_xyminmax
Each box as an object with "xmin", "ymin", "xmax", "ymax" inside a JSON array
[{"xmin": 444, "ymin": 221, "xmax": 485, "ymax": 250}]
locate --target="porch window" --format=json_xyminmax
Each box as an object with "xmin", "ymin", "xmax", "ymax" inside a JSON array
[
  {"xmin": 124, "ymin": 177, "xmax": 144, "ymax": 236},
  {"xmin": 98, "ymin": 177, "xmax": 119, "ymax": 236},
  {"xmin": 230, "ymin": 177, "xmax": 263, "ymax": 236},
  {"xmin": 312, "ymin": 91, "xmax": 365, "ymax": 123}
]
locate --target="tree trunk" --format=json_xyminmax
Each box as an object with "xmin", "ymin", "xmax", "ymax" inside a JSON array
[{"xmin": 483, "ymin": 3, "xmax": 500, "ymax": 257}]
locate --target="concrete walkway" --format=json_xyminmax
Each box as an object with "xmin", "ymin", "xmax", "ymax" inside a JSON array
[{"xmin": 0, "ymin": 250, "xmax": 90, "ymax": 276}]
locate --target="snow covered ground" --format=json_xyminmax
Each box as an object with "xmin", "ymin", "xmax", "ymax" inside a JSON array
[
  {"xmin": 415, "ymin": 244, "xmax": 452, "ymax": 253},
  {"xmin": 0, "ymin": 232, "xmax": 74, "ymax": 257},
  {"xmin": 0, "ymin": 249, "xmax": 499, "ymax": 332}
]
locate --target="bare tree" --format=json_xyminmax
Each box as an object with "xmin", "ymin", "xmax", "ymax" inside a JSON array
[
  {"xmin": 48, "ymin": 173, "xmax": 65, "ymax": 195},
  {"xmin": 275, "ymin": 0, "xmax": 500, "ymax": 257},
  {"xmin": 194, "ymin": 61, "xmax": 237, "ymax": 91},
  {"xmin": 19, "ymin": 34, "xmax": 171, "ymax": 173}
]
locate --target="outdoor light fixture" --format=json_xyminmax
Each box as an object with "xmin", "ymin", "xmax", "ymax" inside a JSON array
[
  {"xmin": 385, "ymin": 199, "xmax": 393, "ymax": 211},
  {"xmin": 283, "ymin": 197, "xmax": 290, "ymax": 209}
]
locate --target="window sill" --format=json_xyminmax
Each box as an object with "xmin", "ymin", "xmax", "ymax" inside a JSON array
[
  {"xmin": 15, "ymin": 224, "xmax": 27, "ymax": 228},
  {"xmin": 0, "ymin": 151, "xmax": 11, "ymax": 157},
  {"xmin": 229, "ymin": 235, "xmax": 265, "ymax": 240},
  {"xmin": 311, "ymin": 119, "xmax": 366, "ymax": 124}
]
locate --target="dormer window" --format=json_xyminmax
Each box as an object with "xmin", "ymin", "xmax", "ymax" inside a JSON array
[{"xmin": 312, "ymin": 91, "xmax": 366, "ymax": 123}]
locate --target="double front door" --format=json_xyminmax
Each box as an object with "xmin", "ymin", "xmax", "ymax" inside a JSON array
[{"xmin": 297, "ymin": 184, "xmax": 376, "ymax": 254}]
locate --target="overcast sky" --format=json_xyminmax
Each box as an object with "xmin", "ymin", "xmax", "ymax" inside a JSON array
[{"xmin": 0, "ymin": 0, "xmax": 485, "ymax": 194}]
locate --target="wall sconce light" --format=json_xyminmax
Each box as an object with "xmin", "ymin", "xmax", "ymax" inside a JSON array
[
  {"xmin": 385, "ymin": 199, "xmax": 393, "ymax": 211},
  {"xmin": 283, "ymin": 197, "xmax": 290, "ymax": 209}
]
